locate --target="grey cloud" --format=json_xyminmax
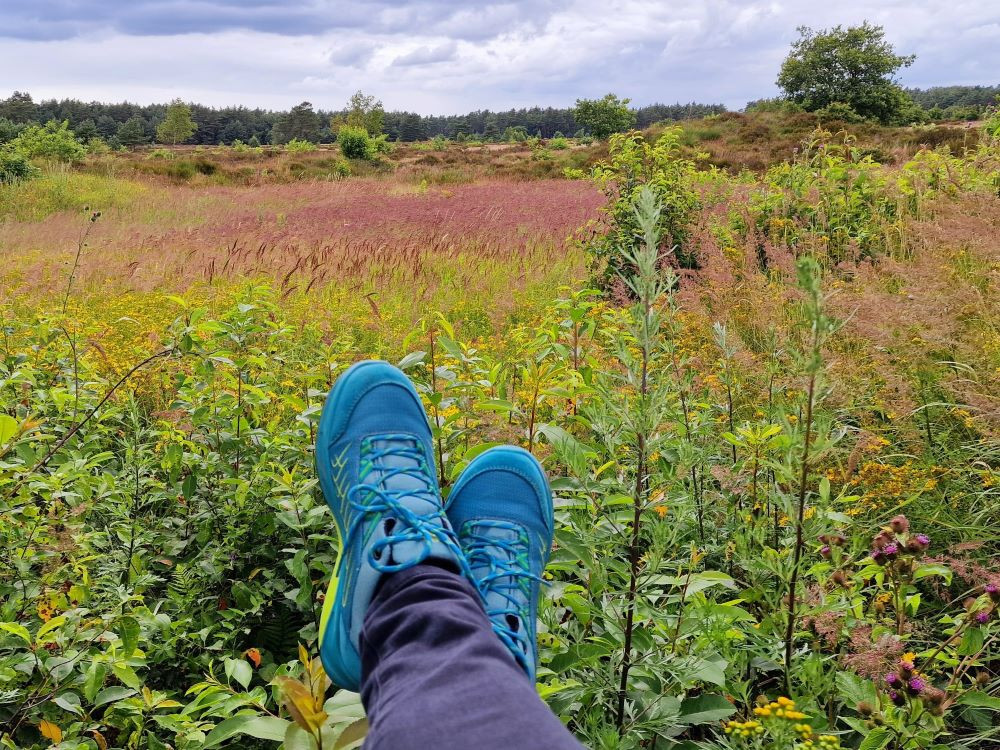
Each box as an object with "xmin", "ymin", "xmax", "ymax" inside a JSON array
[
  {"xmin": 391, "ymin": 41, "xmax": 458, "ymax": 66},
  {"xmin": 0, "ymin": 0, "xmax": 558, "ymax": 40}
]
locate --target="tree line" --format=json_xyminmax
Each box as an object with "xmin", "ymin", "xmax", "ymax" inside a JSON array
[{"xmin": 0, "ymin": 90, "xmax": 725, "ymax": 147}]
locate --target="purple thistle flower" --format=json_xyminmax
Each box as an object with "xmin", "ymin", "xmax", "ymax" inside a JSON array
[
  {"xmin": 820, "ymin": 545, "xmax": 831, "ymax": 558},
  {"xmin": 884, "ymin": 543, "xmax": 900, "ymax": 557},
  {"xmin": 885, "ymin": 673, "xmax": 901, "ymax": 687},
  {"xmin": 907, "ymin": 677, "xmax": 926, "ymax": 695},
  {"xmin": 916, "ymin": 534, "xmax": 930, "ymax": 547},
  {"xmin": 975, "ymin": 611, "xmax": 991, "ymax": 624},
  {"xmin": 986, "ymin": 583, "xmax": 999, "ymax": 594}
]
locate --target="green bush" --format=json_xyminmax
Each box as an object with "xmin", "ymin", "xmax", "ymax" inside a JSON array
[
  {"xmin": 337, "ymin": 126, "xmax": 371, "ymax": 159},
  {"xmin": 814, "ymin": 101, "xmax": 863, "ymax": 123},
  {"xmin": 285, "ymin": 138, "xmax": 317, "ymax": 154},
  {"xmin": 0, "ymin": 117, "xmax": 22, "ymax": 145},
  {"xmin": 588, "ymin": 127, "xmax": 701, "ymax": 286},
  {"xmin": 0, "ymin": 152, "xmax": 37, "ymax": 184},
  {"xmin": 6, "ymin": 120, "xmax": 86, "ymax": 163},
  {"xmin": 549, "ymin": 136, "xmax": 570, "ymax": 150}
]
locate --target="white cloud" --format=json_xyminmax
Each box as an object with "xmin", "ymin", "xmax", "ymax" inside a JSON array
[{"xmin": 0, "ymin": 1, "xmax": 996, "ymax": 113}]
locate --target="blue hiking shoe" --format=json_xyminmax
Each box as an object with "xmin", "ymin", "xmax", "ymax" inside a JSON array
[
  {"xmin": 316, "ymin": 360, "xmax": 468, "ymax": 691},
  {"xmin": 446, "ymin": 446, "xmax": 554, "ymax": 681}
]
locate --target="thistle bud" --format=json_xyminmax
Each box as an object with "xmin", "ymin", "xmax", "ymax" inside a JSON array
[
  {"xmin": 873, "ymin": 530, "xmax": 895, "ymax": 550},
  {"xmin": 890, "ymin": 515, "xmax": 909, "ymax": 533},
  {"xmin": 985, "ymin": 583, "xmax": 999, "ymax": 604},
  {"xmin": 857, "ymin": 701, "xmax": 873, "ymax": 717}
]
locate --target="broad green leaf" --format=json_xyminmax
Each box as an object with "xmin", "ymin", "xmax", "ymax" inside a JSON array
[
  {"xmin": 914, "ymin": 563, "xmax": 952, "ymax": 585},
  {"xmin": 858, "ymin": 727, "xmax": 892, "ymax": 750},
  {"xmin": 678, "ymin": 694, "xmax": 735, "ymax": 725},
  {"xmin": 684, "ymin": 571, "xmax": 736, "ymax": 596},
  {"xmin": 0, "ymin": 415, "xmax": 18, "ymax": 445},
  {"xmin": 204, "ymin": 714, "xmax": 289, "ymax": 747},
  {"xmin": 958, "ymin": 625, "xmax": 985, "ymax": 656},
  {"xmin": 118, "ymin": 616, "xmax": 140, "ymax": 658},
  {"xmin": 94, "ymin": 686, "xmax": 137, "ymax": 707},
  {"xmin": 36, "ymin": 616, "xmax": 67, "ymax": 643},
  {"xmin": 397, "ymin": 351, "xmax": 426, "ymax": 370},
  {"xmin": 84, "ymin": 661, "xmax": 108, "ymax": 702},
  {"xmin": 957, "ymin": 691, "xmax": 1000, "ymax": 710},
  {"xmin": 334, "ymin": 718, "xmax": 369, "ymax": 749},
  {"xmin": 225, "ymin": 657, "xmax": 253, "ymax": 689},
  {"xmin": 0, "ymin": 622, "xmax": 31, "ymax": 644},
  {"xmin": 688, "ymin": 658, "xmax": 727, "ymax": 687}
]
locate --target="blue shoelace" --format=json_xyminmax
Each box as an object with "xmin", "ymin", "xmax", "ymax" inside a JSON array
[
  {"xmin": 463, "ymin": 519, "xmax": 544, "ymax": 675},
  {"xmin": 345, "ymin": 436, "xmax": 474, "ymax": 579}
]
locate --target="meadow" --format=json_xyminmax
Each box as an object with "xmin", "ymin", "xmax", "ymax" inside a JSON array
[{"xmin": 2, "ymin": 112, "xmax": 1000, "ymax": 750}]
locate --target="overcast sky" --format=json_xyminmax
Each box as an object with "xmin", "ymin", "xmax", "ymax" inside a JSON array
[{"xmin": 1, "ymin": 1, "xmax": 997, "ymax": 114}]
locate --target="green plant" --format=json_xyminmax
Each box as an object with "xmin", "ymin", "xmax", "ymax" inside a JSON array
[
  {"xmin": 587, "ymin": 127, "xmax": 701, "ymax": 286},
  {"xmin": 285, "ymin": 138, "xmax": 317, "ymax": 154},
  {"xmin": 4, "ymin": 120, "xmax": 86, "ymax": 163},
  {"xmin": 573, "ymin": 94, "xmax": 636, "ymax": 140},
  {"xmin": 0, "ymin": 152, "xmax": 36, "ymax": 184},
  {"xmin": 337, "ymin": 127, "xmax": 371, "ymax": 160}
]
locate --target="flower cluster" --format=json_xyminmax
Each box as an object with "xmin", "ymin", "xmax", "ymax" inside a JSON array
[
  {"xmin": 723, "ymin": 719, "xmax": 764, "ymax": 738},
  {"xmin": 754, "ymin": 696, "xmax": 807, "ymax": 721},
  {"xmin": 883, "ymin": 652, "xmax": 948, "ymax": 715},
  {"xmin": 798, "ymin": 735, "xmax": 842, "ymax": 750},
  {"xmin": 870, "ymin": 515, "xmax": 929, "ymax": 566}
]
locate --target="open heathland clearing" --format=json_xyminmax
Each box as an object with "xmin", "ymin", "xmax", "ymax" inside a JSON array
[{"xmin": 2, "ymin": 113, "xmax": 1000, "ymax": 749}]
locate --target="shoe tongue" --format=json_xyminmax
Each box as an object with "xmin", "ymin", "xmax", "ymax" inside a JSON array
[
  {"xmin": 467, "ymin": 523, "xmax": 528, "ymax": 610},
  {"xmin": 368, "ymin": 436, "xmax": 434, "ymax": 504}
]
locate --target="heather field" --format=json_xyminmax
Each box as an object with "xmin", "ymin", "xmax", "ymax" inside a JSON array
[{"xmin": 3, "ymin": 116, "xmax": 1000, "ymax": 750}]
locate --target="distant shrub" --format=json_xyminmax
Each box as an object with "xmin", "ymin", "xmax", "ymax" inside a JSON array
[
  {"xmin": 194, "ymin": 158, "xmax": 217, "ymax": 175},
  {"xmin": 745, "ymin": 98, "xmax": 805, "ymax": 115},
  {"xmin": 431, "ymin": 134, "xmax": 449, "ymax": 150},
  {"xmin": 286, "ymin": 138, "xmax": 316, "ymax": 154},
  {"xmin": 984, "ymin": 104, "xmax": 1000, "ymax": 140},
  {"xmin": 167, "ymin": 161, "xmax": 196, "ymax": 180},
  {"xmin": 85, "ymin": 137, "xmax": 111, "ymax": 156},
  {"xmin": 7, "ymin": 120, "xmax": 86, "ymax": 163},
  {"xmin": 338, "ymin": 126, "xmax": 371, "ymax": 159},
  {"xmin": 147, "ymin": 147, "xmax": 174, "ymax": 160},
  {"xmin": 371, "ymin": 134, "xmax": 393, "ymax": 155},
  {"xmin": 0, "ymin": 117, "xmax": 22, "ymax": 145},
  {"xmin": 814, "ymin": 101, "xmax": 863, "ymax": 124},
  {"xmin": 0, "ymin": 152, "xmax": 37, "ymax": 184},
  {"xmin": 329, "ymin": 159, "xmax": 351, "ymax": 179},
  {"xmin": 549, "ymin": 136, "xmax": 570, "ymax": 150}
]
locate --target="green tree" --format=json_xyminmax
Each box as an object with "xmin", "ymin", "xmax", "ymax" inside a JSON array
[
  {"xmin": 0, "ymin": 91, "xmax": 36, "ymax": 123},
  {"xmin": 345, "ymin": 90, "xmax": 384, "ymax": 136},
  {"xmin": 73, "ymin": 118, "xmax": 99, "ymax": 142},
  {"xmin": 117, "ymin": 116, "xmax": 149, "ymax": 148},
  {"xmin": 572, "ymin": 93, "xmax": 636, "ymax": 140},
  {"xmin": 156, "ymin": 99, "xmax": 197, "ymax": 145},
  {"xmin": 777, "ymin": 23, "xmax": 916, "ymax": 124},
  {"xmin": 271, "ymin": 101, "xmax": 320, "ymax": 144}
]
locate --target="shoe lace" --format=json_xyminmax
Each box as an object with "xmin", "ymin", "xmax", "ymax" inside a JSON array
[
  {"xmin": 464, "ymin": 519, "xmax": 544, "ymax": 675},
  {"xmin": 345, "ymin": 435, "xmax": 470, "ymax": 576}
]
